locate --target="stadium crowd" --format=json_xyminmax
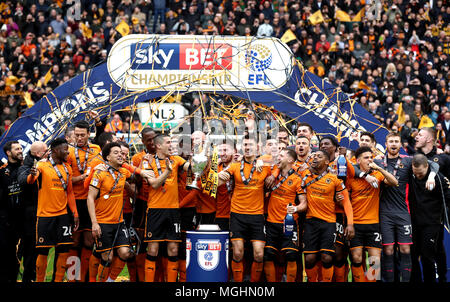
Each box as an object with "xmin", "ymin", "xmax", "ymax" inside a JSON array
[{"xmin": 0, "ymin": 0, "xmax": 450, "ymax": 284}]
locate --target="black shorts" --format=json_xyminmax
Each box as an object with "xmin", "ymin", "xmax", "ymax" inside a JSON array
[
  {"xmin": 265, "ymin": 221, "xmax": 299, "ymax": 253},
  {"xmin": 95, "ymin": 222, "xmax": 131, "ymax": 253},
  {"xmin": 36, "ymin": 214, "xmax": 73, "ymax": 248},
  {"xmin": 132, "ymin": 198, "xmax": 148, "ymax": 231},
  {"xmin": 303, "ymin": 217, "xmax": 336, "ymax": 255},
  {"xmin": 380, "ymin": 212, "xmax": 413, "ymax": 246},
  {"xmin": 75, "ymin": 199, "xmax": 91, "ymax": 231},
  {"xmin": 180, "ymin": 207, "xmax": 197, "ymax": 232},
  {"xmin": 144, "ymin": 208, "xmax": 181, "ymax": 243},
  {"xmin": 215, "ymin": 217, "xmax": 230, "ymax": 231},
  {"xmin": 335, "ymin": 213, "xmax": 346, "ymax": 246},
  {"xmin": 350, "ymin": 223, "xmax": 382, "ymax": 250},
  {"xmin": 230, "ymin": 212, "xmax": 266, "ymax": 243}
]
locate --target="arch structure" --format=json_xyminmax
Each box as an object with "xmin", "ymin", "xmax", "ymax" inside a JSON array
[{"xmin": 0, "ymin": 34, "xmax": 389, "ymax": 160}]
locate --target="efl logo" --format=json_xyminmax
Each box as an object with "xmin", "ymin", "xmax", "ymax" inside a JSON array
[
  {"xmin": 246, "ymin": 44, "xmax": 272, "ymax": 85},
  {"xmin": 196, "ymin": 240, "xmax": 221, "ymax": 271},
  {"xmin": 130, "ymin": 43, "xmax": 232, "ymax": 70}
]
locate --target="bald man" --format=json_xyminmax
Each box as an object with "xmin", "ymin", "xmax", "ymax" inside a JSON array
[{"xmin": 17, "ymin": 141, "xmax": 49, "ymax": 282}]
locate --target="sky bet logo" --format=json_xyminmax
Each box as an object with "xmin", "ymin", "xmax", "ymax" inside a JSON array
[{"xmin": 130, "ymin": 43, "xmax": 232, "ymax": 70}]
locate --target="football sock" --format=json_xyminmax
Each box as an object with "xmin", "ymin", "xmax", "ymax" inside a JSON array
[
  {"xmin": 80, "ymin": 247, "xmax": 92, "ymax": 282},
  {"xmin": 136, "ymin": 253, "xmax": 146, "ymax": 282},
  {"xmin": 36, "ymin": 254, "xmax": 48, "ymax": 282},
  {"xmin": 232, "ymin": 259, "xmax": 244, "ymax": 282},
  {"xmin": 321, "ymin": 262, "xmax": 334, "ymax": 282},
  {"xmin": 263, "ymin": 261, "xmax": 276, "ymax": 282},
  {"xmin": 382, "ymin": 253, "xmax": 395, "ymax": 282},
  {"xmin": 54, "ymin": 252, "xmax": 69, "ymax": 282},
  {"xmin": 166, "ymin": 256, "xmax": 179, "ymax": 282},
  {"xmin": 351, "ymin": 262, "xmax": 366, "ymax": 282},
  {"xmin": 334, "ymin": 258, "xmax": 348, "ymax": 282},
  {"xmin": 88, "ymin": 252, "xmax": 101, "ymax": 282},
  {"xmin": 286, "ymin": 261, "xmax": 297, "ymax": 282},
  {"xmin": 144, "ymin": 255, "xmax": 157, "ymax": 282},
  {"xmin": 127, "ymin": 258, "xmax": 137, "ymax": 282},
  {"xmin": 97, "ymin": 259, "xmax": 111, "ymax": 282},
  {"xmin": 178, "ymin": 259, "xmax": 186, "ymax": 282},
  {"xmin": 250, "ymin": 261, "xmax": 263, "ymax": 282},
  {"xmin": 399, "ymin": 252, "xmax": 412, "ymax": 282},
  {"xmin": 108, "ymin": 256, "xmax": 126, "ymax": 281},
  {"xmin": 305, "ymin": 262, "xmax": 319, "ymax": 282}
]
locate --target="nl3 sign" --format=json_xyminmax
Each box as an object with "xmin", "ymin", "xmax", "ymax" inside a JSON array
[{"xmin": 107, "ymin": 35, "xmax": 295, "ymax": 92}]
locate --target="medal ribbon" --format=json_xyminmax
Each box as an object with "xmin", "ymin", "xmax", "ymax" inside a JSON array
[
  {"xmin": 240, "ymin": 159, "xmax": 256, "ymax": 185},
  {"xmin": 272, "ymin": 169, "xmax": 295, "ymax": 191},
  {"xmin": 103, "ymin": 167, "xmax": 122, "ymax": 199},
  {"xmin": 301, "ymin": 170, "xmax": 328, "ymax": 190},
  {"xmin": 75, "ymin": 145, "xmax": 90, "ymax": 174},
  {"xmin": 49, "ymin": 156, "xmax": 69, "ymax": 191}
]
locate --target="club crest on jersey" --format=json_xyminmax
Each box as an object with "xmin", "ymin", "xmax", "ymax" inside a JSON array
[
  {"xmin": 288, "ymin": 180, "xmax": 293, "ymax": 186},
  {"xmin": 399, "ymin": 163, "xmax": 404, "ymax": 169},
  {"xmin": 434, "ymin": 157, "xmax": 439, "ymax": 162},
  {"xmin": 196, "ymin": 240, "xmax": 221, "ymax": 271},
  {"xmin": 325, "ymin": 178, "xmax": 331, "ymax": 184}
]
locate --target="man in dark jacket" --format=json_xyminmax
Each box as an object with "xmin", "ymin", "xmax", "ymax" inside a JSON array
[
  {"xmin": 409, "ymin": 154, "xmax": 450, "ymax": 282},
  {"xmin": 415, "ymin": 127, "xmax": 450, "ymax": 282},
  {"xmin": 0, "ymin": 141, "xmax": 24, "ymax": 282},
  {"xmin": 16, "ymin": 141, "xmax": 48, "ymax": 282}
]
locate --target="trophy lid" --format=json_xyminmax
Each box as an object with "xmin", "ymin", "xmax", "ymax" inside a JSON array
[{"xmin": 196, "ymin": 224, "xmax": 221, "ymax": 231}]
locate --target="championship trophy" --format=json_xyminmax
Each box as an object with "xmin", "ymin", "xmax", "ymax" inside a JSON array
[{"xmin": 186, "ymin": 135, "xmax": 209, "ymax": 190}]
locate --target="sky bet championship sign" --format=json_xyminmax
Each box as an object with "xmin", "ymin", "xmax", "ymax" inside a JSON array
[
  {"xmin": 0, "ymin": 34, "xmax": 390, "ymax": 160},
  {"xmin": 107, "ymin": 35, "xmax": 294, "ymax": 92}
]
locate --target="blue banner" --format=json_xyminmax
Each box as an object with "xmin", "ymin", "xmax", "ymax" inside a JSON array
[{"xmin": 0, "ymin": 36, "xmax": 389, "ymax": 159}]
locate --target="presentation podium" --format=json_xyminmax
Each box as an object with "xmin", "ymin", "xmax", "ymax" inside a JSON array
[{"xmin": 186, "ymin": 225, "xmax": 229, "ymax": 282}]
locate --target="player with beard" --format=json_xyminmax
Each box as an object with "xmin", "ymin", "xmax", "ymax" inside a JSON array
[
  {"xmin": 291, "ymin": 135, "xmax": 311, "ymax": 281},
  {"xmin": 301, "ymin": 150, "xmax": 354, "ymax": 282},
  {"xmin": 17, "ymin": 141, "xmax": 49, "ymax": 282},
  {"xmin": 27, "ymin": 138, "xmax": 79, "ymax": 282},
  {"xmin": 143, "ymin": 134, "xmax": 191, "ymax": 282},
  {"xmin": 177, "ymin": 134, "xmax": 198, "ymax": 282},
  {"xmin": 131, "ymin": 127, "xmax": 158, "ymax": 281},
  {"xmin": 191, "ymin": 131, "xmax": 217, "ymax": 225},
  {"xmin": 215, "ymin": 141, "xmax": 235, "ymax": 231},
  {"xmin": 66, "ymin": 120, "xmax": 102, "ymax": 282},
  {"xmin": 294, "ymin": 136, "xmax": 311, "ymax": 173},
  {"xmin": 0, "ymin": 141, "xmax": 24, "ymax": 282},
  {"xmin": 358, "ymin": 132, "xmax": 384, "ymax": 160},
  {"xmin": 380, "ymin": 132, "xmax": 438, "ymax": 282},
  {"xmin": 218, "ymin": 136, "xmax": 273, "ymax": 282},
  {"xmin": 347, "ymin": 146, "xmax": 398, "ymax": 282},
  {"xmin": 82, "ymin": 134, "xmax": 153, "ymax": 282},
  {"xmin": 260, "ymin": 137, "xmax": 279, "ymax": 167},
  {"xmin": 264, "ymin": 148, "xmax": 307, "ymax": 282},
  {"xmin": 87, "ymin": 142, "xmax": 136, "ymax": 282},
  {"xmin": 319, "ymin": 136, "xmax": 360, "ymax": 281}
]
